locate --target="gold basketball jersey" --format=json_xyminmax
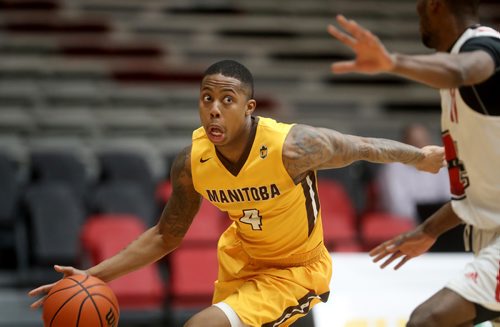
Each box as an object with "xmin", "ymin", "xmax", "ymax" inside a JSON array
[{"xmin": 191, "ymin": 116, "xmax": 324, "ymax": 261}]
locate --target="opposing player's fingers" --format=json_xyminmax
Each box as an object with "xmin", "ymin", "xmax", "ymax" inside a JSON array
[
  {"xmin": 330, "ymin": 62, "xmax": 358, "ymax": 74},
  {"xmin": 380, "ymin": 251, "xmax": 404, "ymax": 269},
  {"xmin": 336, "ymin": 15, "xmax": 365, "ymax": 40},
  {"xmin": 368, "ymin": 243, "xmax": 385, "ymax": 257},
  {"xmin": 394, "ymin": 256, "xmax": 412, "ymax": 270},
  {"xmin": 369, "ymin": 239, "xmax": 396, "ymax": 256},
  {"xmin": 327, "ymin": 24, "xmax": 356, "ymax": 47}
]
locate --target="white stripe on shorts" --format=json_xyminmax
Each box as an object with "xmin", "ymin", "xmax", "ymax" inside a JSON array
[{"xmin": 213, "ymin": 302, "xmax": 249, "ymax": 327}]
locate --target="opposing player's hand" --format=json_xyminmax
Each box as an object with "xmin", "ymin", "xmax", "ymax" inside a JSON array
[
  {"xmin": 327, "ymin": 14, "xmax": 394, "ymax": 74},
  {"xmin": 369, "ymin": 227, "xmax": 437, "ymax": 270},
  {"xmin": 28, "ymin": 265, "xmax": 87, "ymax": 309},
  {"xmin": 414, "ymin": 145, "xmax": 446, "ymax": 173}
]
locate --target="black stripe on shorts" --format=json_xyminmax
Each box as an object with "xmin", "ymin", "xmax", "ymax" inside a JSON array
[{"xmin": 262, "ymin": 291, "xmax": 330, "ymax": 327}]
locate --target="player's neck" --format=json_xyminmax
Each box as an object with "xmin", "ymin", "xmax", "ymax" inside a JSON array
[
  {"xmin": 216, "ymin": 117, "xmax": 256, "ymax": 164},
  {"xmin": 440, "ymin": 16, "xmax": 480, "ymax": 52}
]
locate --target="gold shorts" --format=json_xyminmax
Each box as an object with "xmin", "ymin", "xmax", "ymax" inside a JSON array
[{"xmin": 213, "ymin": 226, "xmax": 332, "ymax": 327}]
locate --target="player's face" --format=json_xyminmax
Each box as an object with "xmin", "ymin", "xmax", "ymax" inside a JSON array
[{"xmin": 199, "ymin": 74, "xmax": 255, "ymax": 146}]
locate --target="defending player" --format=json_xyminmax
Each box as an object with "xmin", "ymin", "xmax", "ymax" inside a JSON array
[{"xmin": 328, "ymin": 0, "xmax": 500, "ymax": 325}]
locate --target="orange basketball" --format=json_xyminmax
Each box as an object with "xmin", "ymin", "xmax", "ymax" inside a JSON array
[{"xmin": 42, "ymin": 275, "xmax": 120, "ymax": 327}]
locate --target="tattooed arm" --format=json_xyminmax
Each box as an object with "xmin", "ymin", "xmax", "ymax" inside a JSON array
[
  {"xmin": 283, "ymin": 124, "xmax": 445, "ymax": 183},
  {"xmin": 29, "ymin": 146, "xmax": 201, "ymax": 306},
  {"xmin": 84, "ymin": 146, "xmax": 201, "ymax": 282}
]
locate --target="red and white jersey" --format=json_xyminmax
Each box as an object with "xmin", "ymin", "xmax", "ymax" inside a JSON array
[{"xmin": 440, "ymin": 26, "xmax": 500, "ymax": 230}]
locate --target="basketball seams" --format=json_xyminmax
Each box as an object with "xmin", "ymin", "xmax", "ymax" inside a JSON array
[
  {"xmin": 89, "ymin": 293, "xmax": 120, "ymax": 314},
  {"xmin": 70, "ymin": 277, "xmax": 104, "ymax": 327},
  {"xmin": 49, "ymin": 289, "xmax": 87, "ymax": 327},
  {"xmin": 44, "ymin": 275, "xmax": 119, "ymax": 327},
  {"xmin": 75, "ymin": 296, "xmax": 90, "ymax": 327},
  {"xmin": 45, "ymin": 275, "xmax": 89, "ymax": 302}
]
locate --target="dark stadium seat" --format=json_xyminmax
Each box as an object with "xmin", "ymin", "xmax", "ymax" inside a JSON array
[
  {"xmin": 81, "ymin": 214, "xmax": 166, "ymax": 310},
  {"xmin": 30, "ymin": 149, "xmax": 90, "ymax": 199},
  {"xmin": 317, "ymin": 178, "xmax": 359, "ymax": 251},
  {"xmin": 91, "ymin": 181, "xmax": 157, "ymax": 227},
  {"xmin": 0, "ymin": 152, "xmax": 28, "ymax": 272},
  {"xmin": 98, "ymin": 147, "xmax": 160, "ymax": 197},
  {"xmin": 0, "ymin": 153, "xmax": 20, "ymax": 226},
  {"xmin": 24, "ymin": 182, "xmax": 85, "ymax": 284},
  {"xmin": 360, "ymin": 212, "xmax": 415, "ymax": 250}
]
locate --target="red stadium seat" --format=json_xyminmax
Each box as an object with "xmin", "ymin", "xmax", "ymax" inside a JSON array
[
  {"xmin": 168, "ymin": 246, "xmax": 218, "ymax": 308},
  {"xmin": 183, "ymin": 200, "xmax": 227, "ymax": 246},
  {"xmin": 317, "ymin": 179, "xmax": 358, "ymax": 251},
  {"xmin": 360, "ymin": 212, "xmax": 415, "ymax": 250},
  {"xmin": 81, "ymin": 214, "xmax": 166, "ymax": 309}
]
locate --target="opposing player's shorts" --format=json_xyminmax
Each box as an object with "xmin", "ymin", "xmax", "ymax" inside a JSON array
[
  {"xmin": 213, "ymin": 225, "xmax": 332, "ymax": 327},
  {"xmin": 446, "ymin": 227, "xmax": 500, "ymax": 312}
]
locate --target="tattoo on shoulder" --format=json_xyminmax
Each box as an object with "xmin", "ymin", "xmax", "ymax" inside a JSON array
[{"xmin": 283, "ymin": 125, "xmax": 332, "ymax": 180}]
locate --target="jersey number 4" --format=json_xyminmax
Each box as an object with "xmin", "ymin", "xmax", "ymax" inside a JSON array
[{"xmin": 239, "ymin": 209, "xmax": 262, "ymax": 230}]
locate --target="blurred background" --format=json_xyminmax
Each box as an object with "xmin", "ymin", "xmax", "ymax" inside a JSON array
[{"xmin": 0, "ymin": 0, "xmax": 498, "ymax": 326}]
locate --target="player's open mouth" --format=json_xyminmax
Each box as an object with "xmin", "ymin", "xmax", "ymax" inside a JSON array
[{"xmin": 208, "ymin": 125, "xmax": 225, "ymax": 143}]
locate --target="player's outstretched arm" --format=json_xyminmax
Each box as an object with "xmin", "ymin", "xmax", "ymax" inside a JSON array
[
  {"xmin": 282, "ymin": 124, "xmax": 445, "ymax": 182},
  {"xmin": 328, "ymin": 14, "xmax": 496, "ymax": 88},
  {"xmin": 29, "ymin": 146, "xmax": 202, "ymax": 308},
  {"xmin": 369, "ymin": 202, "xmax": 463, "ymax": 269}
]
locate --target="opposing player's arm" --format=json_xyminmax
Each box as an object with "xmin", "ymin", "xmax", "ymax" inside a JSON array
[
  {"xmin": 328, "ymin": 15, "xmax": 495, "ymax": 88},
  {"xmin": 86, "ymin": 146, "xmax": 201, "ymax": 282},
  {"xmin": 390, "ymin": 50, "xmax": 495, "ymax": 88},
  {"xmin": 283, "ymin": 124, "xmax": 444, "ymax": 183}
]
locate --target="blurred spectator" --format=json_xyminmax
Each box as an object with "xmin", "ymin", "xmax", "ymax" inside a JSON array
[{"xmin": 376, "ymin": 123, "xmax": 450, "ymax": 221}]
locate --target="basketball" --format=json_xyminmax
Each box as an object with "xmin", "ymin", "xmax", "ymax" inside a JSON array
[{"xmin": 42, "ymin": 275, "xmax": 119, "ymax": 327}]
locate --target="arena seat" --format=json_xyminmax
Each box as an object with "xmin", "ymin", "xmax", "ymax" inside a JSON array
[
  {"xmin": 0, "ymin": 152, "xmax": 28, "ymax": 272},
  {"xmin": 184, "ymin": 199, "xmax": 227, "ymax": 246},
  {"xmin": 24, "ymin": 182, "xmax": 85, "ymax": 284},
  {"xmin": 317, "ymin": 178, "xmax": 359, "ymax": 251},
  {"xmin": 30, "ymin": 149, "xmax": 90, "ymax": 199},
  {"xmin": 81, "ymin": 214, "xmax": 166, "ymax": 310},
  {"xmin": 360, "ymin": 212, "xmax": 415, "ymax": 250},
  {"xmin": 98, "ymin": 149, "xmax": 158, "ymax": 195},
  {"xmin": 0, "ymin": 153, "xmax": 21, "ymax": 226},
  {"xmin": 168, "ymin": 246, "xmax": 218, "ymax": 308},
  {"xmin": 91, "ymin": 181, "xmax": 157, "ymax": 227}
]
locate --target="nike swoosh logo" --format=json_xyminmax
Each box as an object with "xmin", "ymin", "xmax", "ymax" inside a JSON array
[{"xmin": 200, "ymin": 157, "xmax": 211, "ymax": 163}]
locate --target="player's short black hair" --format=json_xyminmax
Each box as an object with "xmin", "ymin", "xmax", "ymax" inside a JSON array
[
  {"xmin": 444, "ymin": 0, "xmax": 479, "ymax": 17},
  {"xmin": 203, "ymin": 60, "xmax": 254, "ymax": 98}
]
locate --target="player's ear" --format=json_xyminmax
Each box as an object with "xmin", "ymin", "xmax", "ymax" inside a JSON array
[{"xmin": 245, "ymin": 99, "xmax": 256, "ymax": 116}]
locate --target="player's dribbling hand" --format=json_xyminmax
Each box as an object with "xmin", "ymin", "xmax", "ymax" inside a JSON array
[
  {"xmin": 28, "ymin": 265, "xmax": 87, "ymax": 309},
  {"xmin": 414, "ymin": 145, "xmax": 446, "ymax": 174}
]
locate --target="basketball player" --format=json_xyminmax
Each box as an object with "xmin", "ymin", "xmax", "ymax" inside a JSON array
[
  {"xmin": 328, "ymin": 0, "xmax": 500, "ymax": 326},
  {"xmin": 29, "ymin": 60, "xmax": 445, "ymax": 327}
]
